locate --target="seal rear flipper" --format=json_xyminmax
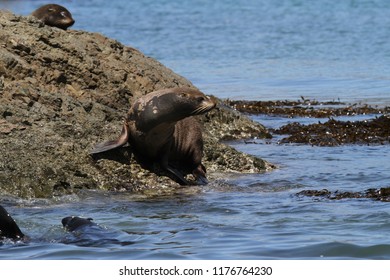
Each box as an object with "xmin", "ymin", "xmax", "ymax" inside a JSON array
[
  {"xmin": 90, "ymin": 123, "xmax": 129, "ymax": 155},
  {"xmin": 0, "ymin": 205, "xmax": 25, "ymax": 240}
]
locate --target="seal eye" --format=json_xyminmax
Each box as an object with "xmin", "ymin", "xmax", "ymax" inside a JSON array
[
  {"xmin": 60, "ymin": 11, "xmax": 66, "ymax": 17},
  {"xmin": 196, "ymin": 96, "xmax": 205, "ymax": 103}
]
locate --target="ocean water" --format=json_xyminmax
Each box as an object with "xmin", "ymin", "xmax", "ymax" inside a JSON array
[{"xmin": 1, "ymin": 0, "xmax": 390, "ymax": 259}]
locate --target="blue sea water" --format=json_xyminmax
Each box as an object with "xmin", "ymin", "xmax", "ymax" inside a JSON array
[{"xmin": 1, "ymin": 0, "xmax": 390, "ymax": 259}]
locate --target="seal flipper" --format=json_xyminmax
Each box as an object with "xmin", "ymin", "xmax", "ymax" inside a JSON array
[
  {"xmin": 0, "ymin": 205, "xmax": 25, "ymax": 240},
  {"xmin": 195, "ymin": 175, "xmax": 208, "ymax": 185},
  {"xmin": 90, "ymin": 122, "xmax": 129, "ymax": 154},
  {"xmin": 166, "ymin": 165, "xmax": 208, "ymax": 185},
  {"xmin": 159, "ymin": 142, "xmax": 190, "ymax": 185},
  {"xmin": 165, "ymin": 165, "xmax": 190, "ymax": 185},
  {"xmin": 193, "ymin": 164, "xmax": 208, "ymax": 185}
]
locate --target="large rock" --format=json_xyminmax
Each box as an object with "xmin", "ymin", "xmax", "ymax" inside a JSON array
[{"xmin": 0, "ymin": 11, "xmax": 271, "ymax": 198}]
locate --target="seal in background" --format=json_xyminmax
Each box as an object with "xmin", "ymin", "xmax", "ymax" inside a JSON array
[{"xmin": 31, "ymin": 4, "xmax": 75, "ymax": 30}]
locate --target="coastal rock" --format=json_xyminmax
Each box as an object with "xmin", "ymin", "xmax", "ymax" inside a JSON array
[
  {"xmin": 229, "ymin": 98, "xmax": 390, "ymax": 146},
  {"xmin": 0, "ymin": 11, "xmax": 271, "ymax": 198},
  {"xmin": 297, "ymin": 187, "xmax": 390, "ymax": 202},
  {"xmin": 229, "ymin": 98, "xmax": 390, "ymax": 118}
]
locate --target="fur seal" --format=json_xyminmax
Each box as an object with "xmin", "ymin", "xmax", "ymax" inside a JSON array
[
  {"xmin": 91, "ymin": 87, "xmax": 216, "ymax": 185},
  {"xmin": 61, "ymin": 216, "xmax": 134, "ymax": 246},
  {"xmin": 0, "ymin": 205, "xmax": 133, "ymax": 246},
  {"xmin": 31, "ymin": 4, "xmax": 75, "ymax": 30},
  {"xmin": 0, "ymin": 205, "xmax": 25, "ymax": 240},
  {"xmin": 0, "ymin": 205, "xmax": 93, "ymax": 241}
]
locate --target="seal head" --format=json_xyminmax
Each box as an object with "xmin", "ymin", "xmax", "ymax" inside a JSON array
[
  {"xmin": 129, "ymin": 88, "xmax": 215, "ymax": 131},
  {"xmin": 31, "ymin": 4, "xmax": 75, "ymax": 30},
  {"xmin": 91, "ymin": 87, "xmax": 216, "ymax": 185},
  {"xmin": 62, "ymin": 216, "xmax": 95, "ymax": 232}
]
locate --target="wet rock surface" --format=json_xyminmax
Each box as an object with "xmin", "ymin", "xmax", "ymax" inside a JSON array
[{"xmin": 0, "ymin": 11, "xmax": 271, "ymax": 198}]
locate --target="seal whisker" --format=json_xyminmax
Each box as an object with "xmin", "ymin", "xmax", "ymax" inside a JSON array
[
  {"xmin": 192, "ymin": 105, "xmax": 212, "ymax": 115},
  {"xmin": 192, "ymin": 108, "xmax": 203, "ymax": 115},
  {"xmin": 191, "ymin": 107, "xmax": 202, "ymax": 115}
]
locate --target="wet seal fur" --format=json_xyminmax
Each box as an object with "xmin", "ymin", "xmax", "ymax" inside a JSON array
[
  {"xmin": 31, "ymin": 4, "xmax": 75, "ymax": 30},
  {"xmin": 91, "ymin": 87, "xmax": 216, "ymax": 185}
]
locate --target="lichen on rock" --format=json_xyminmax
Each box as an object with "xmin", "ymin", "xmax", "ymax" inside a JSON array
[{"xmin": 0, "ymin": 11, "xmax": 271, "ymax": 198}]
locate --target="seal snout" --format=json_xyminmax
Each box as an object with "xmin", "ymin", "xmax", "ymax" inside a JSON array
[
  {"xmin": 59, "ymin": 10, "xmax": 75, "ymax": 27},
  {"xmin": 205, "ymin": 95, "xmax": 217, "ymax": 109},
  {"xmin": 191, "ymin": 95, "xmax": 217, "ymax": 115},
  {"xmin": 60, "ymin": 14, "xmax": 75, "ymax": 27}
]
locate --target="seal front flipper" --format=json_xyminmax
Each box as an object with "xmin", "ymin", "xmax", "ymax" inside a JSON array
[
  {"xmin": 160, "ymin": 143, "xmax": 190, "ymax": 185},
  {"xmin": 192, "ymin": 163, "xmax": 208, "ymax": 185},
  {"xmin": 165, "ymin": 165, "xmax": 190, "ymax": 185},
  {"xmin": 90, "ymin": 122, "xmax": 130, "ymax": 154},
  {"xmin": 165, "ymin": 165, "xmax": 208, "ymax": 185},
  {"xmin": 0, "ymin": 205, "xmax": 25, "ymax": 240},
  {"xmin": 196, "ymin": 176, "xmax": 208, "ymax": 185}
]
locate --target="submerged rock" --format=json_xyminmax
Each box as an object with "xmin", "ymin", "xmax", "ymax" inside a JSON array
[
  {"xmin": 0, "ymin": 11, "xmax": 271, "ymax": 198},
  {"xmin": 274, "ymin": 115, "xmax": 390, "ymax": 146},
  {"xmin": 229, "ymin": 98, "xmax": 390, "ymax": 146},
  {"xmin": 297, "ymin": 187, "xmax": 390, "ymax": 202},
  {"xmin": 228, "ymin": 98, "xmax": 390, "ymax": 118}
]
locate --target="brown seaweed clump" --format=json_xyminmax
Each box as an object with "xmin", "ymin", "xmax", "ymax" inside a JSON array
[
  {"xmin": 297, "ymin": 187, "xmax": 390, "ymax": 202},
  {"xmin": 228, "ymin": 98, "xmax": 390, "ymax": 118},
  {"xmin": 273, "ymin": 115, "xmax": 390, "ymax": 146}
]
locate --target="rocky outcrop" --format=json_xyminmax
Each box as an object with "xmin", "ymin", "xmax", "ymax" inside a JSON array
[
  {"xmin": 297, "ymin": 188, "xmax": 390, "ymax": 202},
  {"xmin": 0, "ymin": 11, "xmax": 271, "ymax": 198},
  {"xmin": 229, "ymin": 99, "xmax": 390, "ymax": 146}
]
